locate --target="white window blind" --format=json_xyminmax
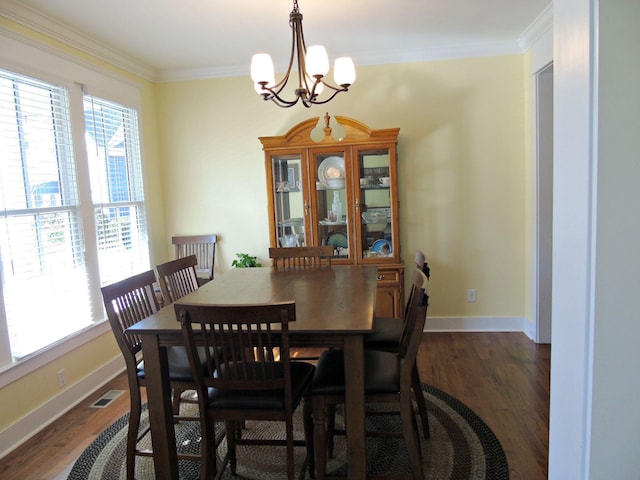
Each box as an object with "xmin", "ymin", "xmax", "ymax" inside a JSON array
[
  {"xmin": 0, "ymin": 70, "xmax": 91, "ymax": 359},
  {"xmin": 0, "ymin": 69, "xmax": 149, "ymax": 363},
  {"xmin": 84, "ymin": 95, "xmax": 149, "ymax": 286}
]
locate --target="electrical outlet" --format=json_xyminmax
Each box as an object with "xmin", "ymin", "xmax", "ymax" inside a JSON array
[
  {"xmin": 467, "ymin": 289, "xmax": 477, "ymax": 303},
  {"xmin": 57, "ymin": 369, "xmax": 66, "ymax": 388}
]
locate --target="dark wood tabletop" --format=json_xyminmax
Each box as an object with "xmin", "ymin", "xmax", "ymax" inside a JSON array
[
  {"xmin": 126, "ymin": 265, "xmax": 377, "ymax": 479},
  {"xmin": 129, "ymin": 265, "xmax": 376, "ymax": 335}
]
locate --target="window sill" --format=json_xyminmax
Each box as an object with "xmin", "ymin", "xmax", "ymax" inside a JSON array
[{"xmin": 0, "ymin": 320, "xmax": 111, "ymax": 389}]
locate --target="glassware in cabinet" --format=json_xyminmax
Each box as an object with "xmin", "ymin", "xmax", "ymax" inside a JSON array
[
  {"xmin": 357, "ymin": 148, "xmax": 395, "ymax": 262},
  {"xmin": 313, "ymin": 152, "xmax": 350, "ymax": 259},
  {"xmin": 270, "ymin": 155, "xmax": 306, "ymax": 247}
]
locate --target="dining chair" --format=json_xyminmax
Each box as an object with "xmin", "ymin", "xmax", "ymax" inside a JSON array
[
  {"xmin": 100, "ymin": 270, "xmax": 200, "ymax": 480},
  {"xmin": 269, "ymin": 245, "xmax": 334, "ymax": 361},
  {"xmin": 175, "ymin": 301, "xmax": 316, "ymax": 480},
  {"xmin": 269, "ymin": 246, "xmax": 334, "ymax": 271},
  {"xmin": 363, "ymin": 250, "xmax": 431, "ymax": 439},
  {"xmin": 310, "ymin": 269, "xmax": 429, "ymax": 480},
  {"xmin": 172, "ymin": 234, "xmax": 217, "ymax": 282},
  {"xmin": 156, "ymin": 254, "xmax": 200, "ymax": 304}
]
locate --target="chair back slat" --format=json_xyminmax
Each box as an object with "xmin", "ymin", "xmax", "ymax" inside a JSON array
[
  {"xmin": 269, "ymin": 246, "xmax": 334, "ymax": 271},
  {"xmin": 101, "ymin": 270, "xmax": 160, "ymax": 362},
  {"xmin": 172, "ymin": 234, "xmax": 217, "ymax": 280},
  {"xmin": 156, "ymin": 254, "xmax": 200, "ymax": 303},
  {"xmin": 176, "ymin": 302, "xmax": 295, "ymax": 392}
]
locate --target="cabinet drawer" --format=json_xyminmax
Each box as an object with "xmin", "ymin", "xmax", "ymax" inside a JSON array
[{"xmin": 376, "ymin": 268, "xmax": 400, "ymax": 285}]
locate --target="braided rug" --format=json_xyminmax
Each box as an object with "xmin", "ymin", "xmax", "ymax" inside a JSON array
[{"xmin": 67, "ymin": 384, "xmax": 508, "ymax": 480}]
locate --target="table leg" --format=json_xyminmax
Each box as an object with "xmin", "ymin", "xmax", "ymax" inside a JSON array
[
  {"xmin": 343, "ymin": 335, "xmax": 366, "ymax": 479},
  {"xmin": 140, "ymin": 334, "xmax": 179, "ymax": 479}
]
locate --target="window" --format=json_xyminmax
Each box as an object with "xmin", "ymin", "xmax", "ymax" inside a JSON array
[
  {"xmin": 0, "ymin": 69, "xmax": 149, "ymax": 363},
  {"xmin": 85, "ymin": 95, "xmax": 149, "ymax": 286}
]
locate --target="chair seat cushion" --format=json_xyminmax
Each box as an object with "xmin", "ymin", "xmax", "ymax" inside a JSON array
[
  {"xmin": 137, "ymin": 346, "xmax": 211, "ymax": 382},
  {"xmin": 311, "ymin": 349, "xmax": 400, "ymax": 396},
  {"xmin": 363, "ymin": 316, "xmax": 402, "ymax": 353},
  {"xmin": 205, "ymin": 361, "xmax": 315, "ymax": 410}
]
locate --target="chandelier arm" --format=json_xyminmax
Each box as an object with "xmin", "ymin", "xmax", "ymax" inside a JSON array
[
  {"xmin": 318, "ymin": 80, "xmax": 349, "ymax": 93},
  {"xmin": 307, "ymin": 86, "xmax": 349, "ymax": 105},
  {"xmin": 270, "ymin": 96, "xmax": 301, "ymax": 107},
  {"xmin": 294, "ymin": 11, "xmax": 311, "ymax": 103},
  {"xmin": 296, "ymin": 13, "xmax": 316, "ymax": 103},
  {"xmin": 269, "ymin": 16, "xmax": 299, "ymax": 95}
]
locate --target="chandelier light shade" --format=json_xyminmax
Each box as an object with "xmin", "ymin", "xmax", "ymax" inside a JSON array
[{"xmin": 250, "ymin": 0, "xmax": 356, "ymax": 108}]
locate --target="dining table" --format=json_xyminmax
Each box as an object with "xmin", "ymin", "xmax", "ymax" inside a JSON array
[{"xmin": 125, "ymin": 264, "xmax": 378, "ymax": 480}]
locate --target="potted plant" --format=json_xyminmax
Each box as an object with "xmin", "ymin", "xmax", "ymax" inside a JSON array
[{"xmin": 231, "ymin": 253, "xmax": 262, "ymax": 268}]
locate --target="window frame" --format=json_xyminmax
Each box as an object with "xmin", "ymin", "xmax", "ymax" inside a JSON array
[{"xmin": 0, "ymin": 37, "xmax": 149, "ymax": 382}]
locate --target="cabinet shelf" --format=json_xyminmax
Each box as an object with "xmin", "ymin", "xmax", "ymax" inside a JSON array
[{"xmin": 319, "ymin": 220, "xmax": 347, "ymax": 226}]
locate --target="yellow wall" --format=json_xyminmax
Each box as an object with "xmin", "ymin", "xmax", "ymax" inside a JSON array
[
  {"xmin": 0, "ymin": 334, "xmax": 116, "ymax": 422},
  {"xmin": 156, "ymin": 56, "xmax": 527, "ymax": 318},
  {"xmin": 0, "ymin": 17, "xmax": 528, "ymax": 437}
]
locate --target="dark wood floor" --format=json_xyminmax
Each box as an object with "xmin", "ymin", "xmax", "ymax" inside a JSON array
[{"xmin": 0, "ymin": 332, "xmax": 549, "ymax": 480}]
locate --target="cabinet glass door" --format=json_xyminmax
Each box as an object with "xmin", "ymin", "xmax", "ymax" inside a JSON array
[
  {"xmin": 314, "ymin": 152, "xmax": 349, "ymax": 259},
  {"xmin": 358, "ymin": 149, "xmax": 393, "ymax": 260},
  {"xmin": 271, "ymin": 155, "xmax": 305, "ymax": 247}
]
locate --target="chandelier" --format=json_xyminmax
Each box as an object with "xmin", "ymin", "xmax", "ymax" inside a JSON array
[{"xmin": 250, "ymin": 0, "xmax": 356, "ymax": 108}]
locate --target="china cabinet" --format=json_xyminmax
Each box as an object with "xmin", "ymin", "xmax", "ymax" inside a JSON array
[{"xmin": 260, "ymin": 114, "xmax": 404, "ymax": 318}]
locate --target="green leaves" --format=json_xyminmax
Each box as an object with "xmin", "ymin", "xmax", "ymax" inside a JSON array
[{"xmin": 231, "ymin": 253, "xmax": 262, "ymax": 268}]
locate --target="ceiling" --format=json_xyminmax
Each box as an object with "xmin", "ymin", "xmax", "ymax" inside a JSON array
[{"xmin": 2, "ymin": 0, "xmax": 552, "ymax": 82}]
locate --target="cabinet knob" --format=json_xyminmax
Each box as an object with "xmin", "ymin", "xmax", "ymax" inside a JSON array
[{"xmin": 377, "ymin": 274, "xmax": 385, "ymax": 280}]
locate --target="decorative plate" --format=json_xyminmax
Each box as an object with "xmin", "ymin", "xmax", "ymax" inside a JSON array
[
  {"xmin": 371, "ymin": 239, "xmax": 392, "ymax": 253},
  {"xmin": 317, "ymin": 156, "xmax": 345, "ymax": 187},
  {"xmin": 323, "ymin": 230, "xmax": 348, "ymax": 248}
]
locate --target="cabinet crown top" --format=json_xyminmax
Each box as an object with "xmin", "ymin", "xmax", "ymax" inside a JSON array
[{"xmin": 259, "ymin": 114, "xmax": 399, "ymax": 148}]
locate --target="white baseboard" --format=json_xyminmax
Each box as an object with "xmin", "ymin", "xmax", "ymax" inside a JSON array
[
  {"xmin": 0, "ymin": 355, "xmax": 125, "ymax": 459},
  {"xmin": 522, "ymin": 317, "xmax": 537, "ymax": 341},
  {"xmin": 425, "ymin": 316, "xmax": 526, "ymax": 332}
]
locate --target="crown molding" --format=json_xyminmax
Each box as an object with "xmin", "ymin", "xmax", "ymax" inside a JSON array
[
  {"xmin": 518, "ymin": 2, "xmax": 553, "ymax": 52},
  {"xmin": 0, "ymin": 0, "xmax": 157, "ymax": 81},
  {"xmin": 158, "ymin": 64, "xmax": 250, "ymax": 83},
  {"xmin": 356, "ymin": 42, "xmax": 523, "ymax": 65}
]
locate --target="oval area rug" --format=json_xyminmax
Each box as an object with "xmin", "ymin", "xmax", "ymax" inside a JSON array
[{"xmin": 67, "ymin": 383, "xmax": 508, "ymax": 479}]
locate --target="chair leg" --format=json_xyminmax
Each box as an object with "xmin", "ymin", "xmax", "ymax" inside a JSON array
[
  {"xmin": 285, "ymin": 413, "xmax": 295, "ymax": 480},
  {"xmin": 312, "ymin": 397, "xmax": 329, "ymax": 480},
  {"xmin": 412, "ymin": 363, "xmax": 430, "ymax": 439},
  {"xmin": 196, "ymin": 412, "xmax": 217, "ymax": 480},
  {"xmin": 400, "ymin": 390, "xmax": 423, "ymax": 480},
  {"xmin": 303, "ymin": 397, "xmax": 315, "ymax": 478},
  {"xmin": 172, "ymin": 388, "xmax": 182, "ymax": 418},
  {"xmin": 127, "ymin": 387, "xmax": 143, "ymax": 480},
  {"xmin": 225, "ymin": 420, "xmax": 237, "ymax": 475},
  {"xmin": 327, "ymin": 404, "xmax": 336, "ymax": 458}
]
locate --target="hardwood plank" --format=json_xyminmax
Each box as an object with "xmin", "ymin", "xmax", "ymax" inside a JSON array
[
  {"xmin": 418, "ymin": 332, "xmax": 550, "ymax": 480},
  {"xmin": 0, "ymin": 332, "xmax": 549, "ymax": 480},
  {"xmin": 0, "ymin": 374, "xmax": 140, "ymax": 480}
]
